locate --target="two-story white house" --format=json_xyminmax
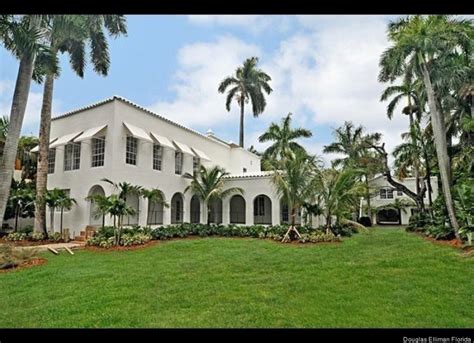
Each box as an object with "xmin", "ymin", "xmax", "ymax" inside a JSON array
[
  {"xmin": 367, "ymin": 174, "xmax": 439, "ymax": 225},
  {"xmin": 33, "ymin": 96, "xmax": 305, "ymax": 238}
]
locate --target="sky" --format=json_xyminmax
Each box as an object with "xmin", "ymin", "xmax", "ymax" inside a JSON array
[{"xmin": 0, "ymin": 15, "xmax": 420, "ymax": 166}]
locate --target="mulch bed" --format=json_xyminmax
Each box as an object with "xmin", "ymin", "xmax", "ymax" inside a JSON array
[
  {"xmin": 0, "ymin": 258, "xmax": 47, "ymax": 273},
  {"xmin": 84, "ymin": 240, "xmax": 160, "ymax": 252},
  {"xmin": 0, "ymin": 239, "xmax": 66, "ymax": 247}
]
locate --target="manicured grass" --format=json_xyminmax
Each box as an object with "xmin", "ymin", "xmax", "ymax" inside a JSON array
[{"xmin": 0, "ymin": 228, "xmax": 472, "ymax": 328}]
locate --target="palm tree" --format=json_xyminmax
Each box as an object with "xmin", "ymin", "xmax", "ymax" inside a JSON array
[
  {"xmin": 379, "ymin": 15, "xmax": 473, "ymax": 238},
  {"xmin": 218, "ymin": 57, "xmax": 272, "ymax": 147},
  {"xmin": 271, "ymin": 150, "xmax": 320, "ymax": 241},
  {"xmin": 104, "ymin": 194, "xmax": 136, "ymax": 245},
  {"xmin": 7, "ymin": 183, "xmax": 35, "ymax": 232},
  {"xmin": 258, "ymin": 113, "xmax": 312, "ymax": 162},
  {"xmin": 314, "ymin": 168, "xmax": 365, "ymax": 234},
  {"xmin": 101, "ymin": 179, "xmax": 142, "ymax": 225},
  {"xmin": 0, "ymin": 15, "xmax": 51, "ymax": 224},
  {"xmin": 57, "ymin": 192, "xmax": 76, "ymax": 235},
  {"xmin": 34, "ymin": 15, "xmax": 127, "ymax": 234},
  {"xmin": 0, "ymin": 116, "xmax": 8, "ymax": 152},
  {"xmin": 141, "ymin": 188, "xmax": 168, "ymax": 225},
  {"xmin": 184, "ymin": 165, "xmax": 243, "ymax": 225},
  {"xmin": 86, "ymin": 193, "xmax": 111, "ymax": 228},
  {"xmin": 43, "ymin": 188, "xmax": 64, "ymax": 234}
]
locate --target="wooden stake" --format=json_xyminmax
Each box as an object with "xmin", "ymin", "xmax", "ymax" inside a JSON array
[
  {"xmin": 64, "ymin": 247, "xmax": 74, "ymax": 255},
  {"xmin": 48, "ymin": 247, "xmax": 59, "ymax": 255}
]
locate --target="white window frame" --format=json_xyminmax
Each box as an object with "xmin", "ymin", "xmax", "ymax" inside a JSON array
[
  {"xmin": 126, "ymin": 135, "xmax": 138, "ymax": 166},
  {"xmin": 91, "ymin": 136, "xmax": 105, "ymax": 168},
  {"xmin": 64, "ymin": 142, "xmax": 81, "ymax": 171},
  {"xmin": 153, "ymin": 143, "xmax": 162, "ymax": 171},
  {"xmin": 48, "ymin": 148, "xmax": 56, "ymax": 174},
  {"xmin": 175, "ymin": 151, "xmax": 183, "ymax": 175}
]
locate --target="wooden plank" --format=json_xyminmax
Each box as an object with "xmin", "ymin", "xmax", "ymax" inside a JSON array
[
  {"xmin": 64, "ymin": 247, "xmax": 74, "ymax": 255},
  {"xmin": 48, "ymin": 247, "xmax": 59, "ymax": 255}
]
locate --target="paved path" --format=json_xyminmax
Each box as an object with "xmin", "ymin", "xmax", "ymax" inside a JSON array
[{"xmin": 12, "ymin": 242, "xmax": 85, "ymax": 252}]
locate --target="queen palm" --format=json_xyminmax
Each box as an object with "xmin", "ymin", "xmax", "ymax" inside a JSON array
[
  {"xmin": 379, "ymin": 15, "xmax": 473, "ymax": 237},
  {"xmin": 184, "ymin": 165, "xmax": 243, "ymax": 225},
  {"xmin": 34, "ymin": 15, "xmax": 127, "ymax": 234},
  {"xmin": 141, "ymin": 188, "xmax": 168, "ymax": 225},
  {"xmin": 86, "ymin": 193, "xmax": 111, "ymax": 228},
  {"xmin": 8, "ymin": 184, "xmax": 35, "ymax": 232},
  {"xmin": 57, "ymin": 191, "xmax": 76, "ymax": 235},
  {"xmin": 271, "ymin": 150, "xmax": 320, "ymax": 241},
  {"xmin": 43, "ymin": 188, "xmax": 64, "ymax": 233},
  {"xmin": 258, "ymin": 112, "xmax": 312, "ymax": 161},
  {"xmin": 218, "ymin": 57, "xmax": 272, "ymax": 147},
  {"xmin": 101, "ymin": 178, "xmax": 142, "ymax": 225},
  {"xmin": 0, "ymin": 15, "xmax": 51, "ymax": 223}
]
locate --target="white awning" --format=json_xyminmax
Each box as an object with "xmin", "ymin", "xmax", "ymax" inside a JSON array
[
  {"xmin": 191, "ymin": 147, "xmax": 211, "ymax": 161},
  {"xmin": 173, "ymin": 140, "xmax": 194, "ymax": 155},
  {"xmin": 123, "ymin": 122, "xmax": 153, "ymax": 142},
  {"xmin": 150, "ymin": 132, "xmax": 175, "ymax": 150},
  {"xmin": 50, "ymin": 131, "xmax": 83, "ymax": 148},
  {"xmin": 73, "ymin": 124, "xmax": 107, "ymax": 142},
  {"xmin": 30, "ymin": 137, "xmax": 58, "ymax": 153}
]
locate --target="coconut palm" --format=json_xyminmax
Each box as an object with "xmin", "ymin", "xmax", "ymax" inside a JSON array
[
  {"xmin": 0, "ymin": 15, "xmax": 51, "ymax": 224},
  {"xmin": 379, "ymin": 15, "xmax": 473, "ymax": 238},
  {"xmin": 57, "ymin": 192, "xmax": 76, "ymax": 235},
  {"xmin": 314, "ymin": 168, "xmax": 365, "ymax": 234},
  {"xmin": 34, "ymin": 15, "xmax": 127, "ymax": 234},
  {"xmin": 271, "ymin": 150, "xmax": 320, "ymax": 241},
  {"xmin": 141, "ymin": 188, "xmax": 168, "ymax": 225},
  {"xmin": 184, "ymin": 165, "xmax": 243, "ymax": 225},
  {"xmin": 258, "ymin": 112, "xmax": 312, "ymax": 162},
  {"xmin": 218, "ymin": 57, "xmax": 272, "ymax": 147}
]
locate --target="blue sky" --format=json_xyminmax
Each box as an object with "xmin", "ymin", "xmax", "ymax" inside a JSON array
[{"xmin": 0, "ymin": 15, "xmax": 417, "ymax": 165}]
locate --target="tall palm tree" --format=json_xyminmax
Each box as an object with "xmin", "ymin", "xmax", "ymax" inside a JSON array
[
  {"xmin": 101, "ymin": 179, "xmax": 142, "ymax": 225},
  {"xmin": 34, "ymin": 15, "xmax": 127, "ymax": 234},
  {"xmin": 271, "ymin": 150, "xmax": 320, "ymax": 241},
  {"xmin": 43, "ymin": 188, "xmax": 64, "ymax": 233},
  {"xmin": 86, "ymin": 193, "xmax": 111, "ymax": 228},
  {"xmin": 314, "ymin": 168, "xmax": 365, "ymax": 234},
  {"xmin": 218, "ymin": 57, "xmax": 272, "ymax": 147},
  {"xmin": 379, "ymin": 15, "xmax": 473, "ymax": 238},
  {"xmin": 0, "ymin": 15, "xmax": 51, "ymax": 224},
  {"xmin": 184, "ymin": 165, "xmax": 243, "ymax": 225},
  {"xmin": 57, "ymin": 191, "xmax": 76, "ymax": 235},
  {"xmin": 258, "ymin": 112, "xmax": 312, "ymax": 161},
  {"xmin": 141, "ymin": 188, "xmax": 168, "ymax": 225},
  {"xmin": 7, "ymin": 183, "xmax": 35, "ymax": 232}
]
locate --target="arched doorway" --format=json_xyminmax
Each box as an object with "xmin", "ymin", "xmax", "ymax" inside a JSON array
[
  {"xmin": 147, "ymin": 197, "xmax": 164, "ymax": 225},
  {"xmin": 171, "ymin": 193, "xmax": 184, "ymax": 224},
  {"xmin": 190, "ymin": 195, "xmax": 200, "ymax": 224},
  {"xmin": 208, "ymin": 199, "xmax": 222, "ymax": 224},
  {"xmin": 254, "ymin": 195, "xmax": 272, "ymax": 225},
  {"xmin": 123, "ymin": 193, "xmax": 139, "ymax": 226},
  {"xmin": 88, "ymin": 185, "xmax": 106, "ymax": 227},
  {"xmin": 230, "ymin": 195, "xmax": 246, "ymax": 224},
  {"xmin": 376, "ymin": 208, "xmax": 401, "ymax": 225}
]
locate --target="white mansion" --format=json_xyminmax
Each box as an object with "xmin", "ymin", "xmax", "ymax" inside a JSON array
[{"xmin": 28, "ymin": 96, "xmax": 438, "ymax": 237}]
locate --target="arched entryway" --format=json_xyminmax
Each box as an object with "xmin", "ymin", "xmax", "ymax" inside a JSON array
[
  {"xmin": 123, "ymin": 193, "xmax": 139, "ymax": 226},
  {"xmin": 229, "ymin": 195, "xmax": 246, "ymax": 224},
  {"xmin": 376, "ymin": 208, "xmax": 401, "ymax": 225},
  {"xmin": 254, "ymin": 194, "xmax": 272, "ymax": 225},
  {"xmin": 147, "ymin": 197, "xmax": 164, "ymax": 225},
  {"xmin": 280, "ymin": 200, "xmax": 301, "ymax": 225},
  {"xmin": 190, "ymin": 195, "xmax": 200, "ymax": 224},
  {"xmin": 208, "ymin": 199, "xmax": 222, "ymax": 224},
  {"xmin": 88, "ymin": 185, "xmax": 106, "ymax": 227},
  {"xmin": 171, "ymin": 193, "xmax": 184, "ymax": 224}
]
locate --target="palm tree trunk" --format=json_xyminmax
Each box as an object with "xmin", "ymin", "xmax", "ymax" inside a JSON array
[
  {"xmin": 50, "ymin": 206, "xmax": 55, "ymax": 233},
  {"xmin": 326, "ymin": 213, "xmax": 332, "ymax": 234},
  {"xmin": 102, "ymin": 214, "xmax": 105, "ymax": 228},
  {"xmin": 60, "ymin": 207, "xmax": 63, "ymax": 235},
  {"xmin": 365, "ymin": 174, "xmax": 372, "ymax": 222},
  {"xmin": 239, "ymin": 98, "xmax": 245, "ymax": 148},
  {"xmin": 34, "ymin": 73, "xmax": 55, "ymax": 235},
  {"xmin": 0, "ymin": 53, "xmax": 36, "ymax": 225},
  {"xmin": 420, "ymin": 63, "xmax": 460, "ymax": 237},
  {"xmin": 14, "ymin": 207, "xmax": 19, "ymax": 232}
]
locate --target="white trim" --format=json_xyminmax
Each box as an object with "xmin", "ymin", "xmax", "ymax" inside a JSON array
[
  {"xmin": 150, "ymin": 132, "xmax": 175, "ymax": 150},
  {"xmin": 123, "ymin": 122, "xmax": 153, "ymax": 142},
  {"xmin": 50, "ymin": 131, "xmax": 83, "ymax": 148},
  {"xmin": 73, "ymin": 124, "xmax": 107, "ymax": 142}
]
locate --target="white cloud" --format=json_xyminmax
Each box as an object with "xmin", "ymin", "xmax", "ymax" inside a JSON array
[
  {"xmin": 186, "ymin": 15, "xmax": 293, "ymax": 34},
  {"xmin": 0, "ymin": 80, "xmax": 62, "ymax": 136}
]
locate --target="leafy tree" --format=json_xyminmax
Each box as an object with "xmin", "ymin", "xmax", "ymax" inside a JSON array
[{"xmin": 5, "ymin": 180, "xmax": 35, "ymax": 231}]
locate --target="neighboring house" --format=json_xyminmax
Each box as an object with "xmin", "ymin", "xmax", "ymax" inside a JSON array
[
  {"xmin": 367, "ymin": 174, "xmax": 439, "ymax": 225},
  {"xmin": 31, "ymin": 96, "xmax": 307, "ymax": 238}
]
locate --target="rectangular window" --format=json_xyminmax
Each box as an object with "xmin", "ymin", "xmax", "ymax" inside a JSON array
[
  {"xmin": 387, "ymin": 189, "xmax": 394, "ymax": 199},
  {"xmin": 397, "ymin": 190, "xmax": 403, "ymax": 196},
  {"xmin": 48, "ymin": 148, "xmax": 56, "ymax": 174},
  {"xmin": 193, "ymin": 156, "xmax": 200, "ymax": 176},
  {"xmin": 91, "ymin": 137, "xmax": 105, "ymax": 167},
  {"xmin": 64, "ymin": 143, "xmax": 81, "ymax": 171},
  {"xmin": 153, "ymin": 144, "xmax": 162, "ymax": 171},
  {"xmin": 126, "ymin": 136, "xmax": 138, "ymax": 165},
  {"xmin": 175, "ymin": 151, "xmax": 183, "ymax": 175}
]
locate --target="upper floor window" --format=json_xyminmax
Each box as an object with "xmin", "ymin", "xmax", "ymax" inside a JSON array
[
  {"xmin": 91, "ymin": 137, "xmax": 105, "ymax": 168},
  {"xmin": 64, "ymin": 143, "xmax": 81, "ymax": 171},
  {"xmin": 193, "ymin": 156, "xmax": 200, "ymax": 176},
  {"xmin": 48, "ymin": 148, "xmax": 56, "ymax": 174},
  {"xmin": 153, "ymin": 144, "xmax": 162, "ymax": 171},
  {"xmin": 397, "ymin": 190, "xmax": 403, "ymax": 196},
  {"xmin": 175, "ymin": 151, "xmax": 183, "ymax": 175},
  {"xmin": 126, "ymin": 136, "xmax": 138, "ymax": 165},
  {"xmin": 380, "ymin": 188, "xmax": 394, "ymax": 199},
  {"xmin": 243, "ymin": 168, "xmax": 247, "ymax": 173}
]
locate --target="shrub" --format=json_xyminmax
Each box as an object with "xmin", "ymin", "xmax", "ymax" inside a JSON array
[
  {"xmin": 298, "ymin": 232, "xmax": 341, "ymax": 243},
  {"xmin": 47, "ymin": 232, "xmax": 63, "ymax": 242},
  {"xmin": 5, "ymin": 232, "xmax": 28, "ymax": 241},
  {"xmin": 0, "ymin": 243, "xmax": 39, "ymax": 269},
  {"xmin": 358, "ymin": 216, "xmax": 372, "ymax": 227},
  {"xmin": 95, "ymin": 226, "xmax": 115, "ymax": 239},
  {"xmin": 332, "ymin": 223, "xmax": 357, "ymax": 237},
  {"xmin": 29, "ymin": 232, "xmax": 45, "ymax": 241},
  {"xmin": 424, "ymin": 224, "xmax": 456, "ymax": 241},
  {"xmin": 18, "ymin": 225, "xmax": 33, "ymax": 235},
  {"xmin": 121, "ymin": 233, "xmax": 152, "ymax": 246}
]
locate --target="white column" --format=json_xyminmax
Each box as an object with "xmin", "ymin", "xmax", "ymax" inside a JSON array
[
  {"xmin": 138, "ymin": 197, "xmax": 148, "ymax": 227},
  {"xmin": 183, "ymin": 194, "xmax": 191, "ymax": 223},
  {"xmin": 163, "ymin": 203, "xmax": 171, "ymax": 225},
  {"xmin": 245, "ymin": 196, "xmax": 254, "ymax": 225},
  {"xmin": 222, "ymin": 198, "xmax": 230, "ymax": 225},
  {"xmin": 272, "ymin": 197, "xmax": 280, "ymax": 226}
]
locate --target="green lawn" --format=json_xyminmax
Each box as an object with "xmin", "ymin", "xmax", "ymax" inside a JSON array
[{"xmin": 0, "ymin": 228, "xmax": 472, "ymax": 328}]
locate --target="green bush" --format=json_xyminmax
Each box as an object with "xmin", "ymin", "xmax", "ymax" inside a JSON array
[
  {"xmin": 121, "ymin": 233, "xmax": 152, "ymax": 246},
  {"xmin": 5, "ymin": 232, "xmax": 28, "ymax": 241},
  {"xmin": 29, "ymin": 232, "xmax": 45, "ymax": 241},
  {"xmin": 47, "ymin": 232, "xmax": 63, "ymax": 242},
  {"xmin": 18, "ymin": 225, "xmax": 33, "ymax": 235},
  {"xmin": 299, "ymin": 232, "xmax": 342, "ymax": 243}
]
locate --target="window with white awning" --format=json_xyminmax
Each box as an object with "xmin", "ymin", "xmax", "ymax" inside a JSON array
[
  {"xmin": 150, "ymin": 132, "xmax": 175, "ymax": 150},
  {"xmin": 191, "ymin": 147, "xmax": 211, "ymax": 161},
  {"xmin": 73, "ymin": 124, "xmax": 107, "ymax": 142},
  {"xmin": 30, "ymin": 137, "xmax": 59, "ymax": 153},
  {"xmin": 123, "ymin": 122, "xmax": 153, "ymax": 142},
  {"xmin": 173, "ymin": 140, "xmax": 194, "ymax": 155},
  {"xmin": 50, "ymin": 131, "xmax": 83, "ymax": 148}
]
